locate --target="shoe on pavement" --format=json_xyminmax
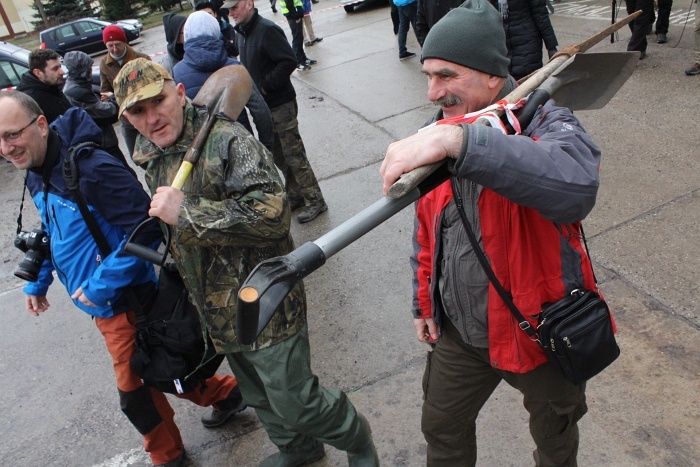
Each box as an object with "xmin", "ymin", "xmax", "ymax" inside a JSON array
[
  {"xmin": 311, "ymin": 0, "xmax": 319, "ymax": 3},
  {"xmin": 656, "ymin": 33, "xmax": 667, "ymax": 43},
  {"xmin": 312, "ymin": 37, "xmax": 323, "ymax": 44},
  {"xmin": 305, "ymin": 40, "xmax": 314, "ymax": 46},
  {"xmin": 399, "ymin": 51, "xmax": 416, "ymax": 61},
  {"xmin": 686, "ymin": 63, "xmax": 700, "ymax": 75},
  {"xmin": 639, "ymin": 51, "xmax": 647, "ymax": 60},
  {"xmin": 259, "ymin": 442, "xmax": 325, "ymax": 467},
  {"xmin": 305, "ymin": 58, "xmax": 317, "ymax": 65},
  {"xmin": 201, "ymin": 389, "xmax": 247, "ymax": 428},
  {"xmin": 297, "ymin": 202, "xmax": 328, "ymax": 223},
  {"xmin": 297, "ymin": 64, "xmax": 311, "ymax": 71},
  {"xmin": 154, "ymin": 448, "xmax": 186, "ymax": 467}
]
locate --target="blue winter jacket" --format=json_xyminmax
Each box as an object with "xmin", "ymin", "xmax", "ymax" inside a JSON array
[
  {"xmin": 23, "ymin": 108, "xmax": 158, "ymax": 318},
  {"xmin": 173, "ymin": 35, "xmax": 253, "ymax": 133}
]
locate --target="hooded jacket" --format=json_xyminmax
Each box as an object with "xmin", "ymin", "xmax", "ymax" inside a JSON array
[
  {"xmin": 234, "ymin": 9, "xmax": 298, "ymax": 110},
  {"xmin": 16, "ymin": 72, "xmax": 71, "ymax": 123},
  {"xmin": 63, "ymin": 51, "xmax": 120, "ymax": 151},
  {"xmin": 24, "ymin": 108, "xmax": 157, "ymax": 318},
  {"xmin": 159, "ymin": 13, "xmax": 188, "ymax": 76},
  {"xmin": 173, "ymin": 35, "xmax": 274, "ymax": 151}
]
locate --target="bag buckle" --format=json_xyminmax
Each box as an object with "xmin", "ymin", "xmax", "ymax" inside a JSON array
[{"xmin": 519, "ymin": 321, "xmax": 532, "ymax": 331}]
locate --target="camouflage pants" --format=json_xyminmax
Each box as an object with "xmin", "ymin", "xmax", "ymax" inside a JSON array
[{"xmin": 270, "ymin": 100, "xmax": 324, "ymax": 207}]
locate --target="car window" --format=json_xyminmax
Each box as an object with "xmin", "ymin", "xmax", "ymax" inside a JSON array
[
  {"xmin": 55, "ymin": 24, "xmax": 77, "ymax": 41},
  {"xmin": 74, "ymin": 21, "xmax": 101, "ymax": 35},
  {"xmin": 0, "ymin": 61, "xmax": 25, "ymax": 88}
]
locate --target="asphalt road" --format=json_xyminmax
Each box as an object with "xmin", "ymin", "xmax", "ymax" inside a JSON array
[{"xmin": 0, "ymin": 0, "xmax": 698, "ymax": 465}]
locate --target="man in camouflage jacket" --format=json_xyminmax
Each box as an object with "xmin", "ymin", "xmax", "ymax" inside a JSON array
[{"xmin": 114, "ymin": 59, "xmax": 378, "ymax": 467}]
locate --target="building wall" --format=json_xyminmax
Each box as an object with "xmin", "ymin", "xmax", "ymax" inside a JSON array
[{"xmin": 0, "ymin": 0, "xmax": 36, "ymax": 38}]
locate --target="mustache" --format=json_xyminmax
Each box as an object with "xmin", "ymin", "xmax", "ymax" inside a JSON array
[{"xmin": 433, "ymin": 94, "xmax": 463, "ymax": 107}]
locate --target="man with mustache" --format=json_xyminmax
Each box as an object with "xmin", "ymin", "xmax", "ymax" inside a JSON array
[{"xmin": 380, "ymin": 1, "xmax": 603, "ymax": 465}]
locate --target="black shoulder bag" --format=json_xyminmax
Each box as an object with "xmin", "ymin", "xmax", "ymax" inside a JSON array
[
  {"xmin": 451, "ymin": 179, "xmax": 619, "ymax": 385},
  {"xmin": 63, "ymin": 143, "xmax": 223, "ymax": 395}
]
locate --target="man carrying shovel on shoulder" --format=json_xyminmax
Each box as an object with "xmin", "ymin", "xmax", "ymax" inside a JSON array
[
  {"xmin": 114, "ymin": 59, "xmax": 378, "ymax": 467},
  {"xmin": 380, "ymin": 0, "xmax": 603, "ymax": 465}
]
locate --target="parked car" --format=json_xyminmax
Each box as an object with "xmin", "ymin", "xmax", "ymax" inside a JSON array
[
  {"xmin": 0, "ymin": 41, "xmax": 100, "ymax": 92},
  {"xmin": 39, "ymin": 18, "xmax": 140, "ymax": 57},
  {"xmin": 340, "ymin": 0, "xmax": 387, "ymax": 12},
  {"xmin": 117, "ymin": 19, "xmax": 143, "ymax": 32}
]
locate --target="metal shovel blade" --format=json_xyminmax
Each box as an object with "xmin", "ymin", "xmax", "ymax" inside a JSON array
[
  {"xmin": 547, "ymin": 52, "xmax": 639, "ymax": 111},
  {"xmin": 192, "ymin": 64, "xmax": 252, "ymax": 123}
]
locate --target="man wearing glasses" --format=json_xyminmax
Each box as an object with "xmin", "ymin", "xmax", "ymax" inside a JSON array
[{"xmin": 0, "ymin": 90, "xmax": 242, "ymax": 467}]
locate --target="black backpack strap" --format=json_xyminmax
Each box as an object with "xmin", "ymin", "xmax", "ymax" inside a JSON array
[
  {"xmin": 63, "ymin": 142, "xmax": 145, "ymax": 323},
  {"xmin": 450, "ymin": 178, "xmax": 539, "ymax": 341}
]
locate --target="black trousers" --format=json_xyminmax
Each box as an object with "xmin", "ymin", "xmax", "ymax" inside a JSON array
[
  {"xmin": 655, "ymin": 0, "xmax": 673, "ymax": 34},
  {"xmin": 287, "ymin": 17, "xmax": 307, "ymax": 65},
  {"xmin": 626, "ymin": 0, "xmax": 654, "ymax": 52}
]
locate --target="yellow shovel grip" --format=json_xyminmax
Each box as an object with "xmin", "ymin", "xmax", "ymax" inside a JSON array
[{"xmin": 171, "ymin": 161, "xmax": 194, "ymax": 190}]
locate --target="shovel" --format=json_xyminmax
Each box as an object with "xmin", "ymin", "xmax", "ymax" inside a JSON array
[
  {"xmin": 234, "ymin": 14, "xmax": 642, "ymax": 346},
  {"xmin": 124, "ymin": 65, "xmax": 253, "ymax": 265}
]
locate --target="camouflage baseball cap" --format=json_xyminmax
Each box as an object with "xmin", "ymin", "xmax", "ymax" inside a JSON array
[{"xmin": 114, "ymin": 58, "xmax": 174, "ymax": 117}]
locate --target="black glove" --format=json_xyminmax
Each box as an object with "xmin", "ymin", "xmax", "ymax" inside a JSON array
[{"xmin": 548, "ymin": 48, "xmax": 558, "ymax": 59}]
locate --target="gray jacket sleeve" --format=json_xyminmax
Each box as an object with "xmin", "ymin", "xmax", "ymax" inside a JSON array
[
  {"xmin": 451, "ymin": 101, "xmax": 601, "ymax": 224},
  {"xmin": 245, "ymin": 82, "xmax": 274, "ymax": 151}
]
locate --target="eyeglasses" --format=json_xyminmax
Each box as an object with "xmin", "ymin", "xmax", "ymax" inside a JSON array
[{"xmin": 1, "ymin": 116, "xmax": 39, "ymax": 144}]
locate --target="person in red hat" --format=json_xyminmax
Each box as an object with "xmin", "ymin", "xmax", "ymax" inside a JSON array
[{"xmin": 99, "ymin": 24, "xmax": 150, "ymax": 155}]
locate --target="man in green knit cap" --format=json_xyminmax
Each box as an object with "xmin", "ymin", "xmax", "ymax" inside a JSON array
[{"xmin": 381, "ymin": 0, "xmax": 603, "ymax": 465}]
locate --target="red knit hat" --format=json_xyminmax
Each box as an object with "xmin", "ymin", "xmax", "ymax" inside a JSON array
[{"xmin": 102, "ymin": 25, "xmax": 127, "ymax": 44}]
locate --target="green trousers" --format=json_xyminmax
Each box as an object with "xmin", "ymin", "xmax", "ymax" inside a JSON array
[
  {"xmin": 422, "ymin": 318, "xmax": 588, "ymax": 466},
  {"xmin": 226, "ymin": 324, "xmax": 364, "ymax": 454}
]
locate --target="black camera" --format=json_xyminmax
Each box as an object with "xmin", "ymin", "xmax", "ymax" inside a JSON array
[{"xmin": 14, "ymin": 229, "xmax": 50, "ymax": 282}]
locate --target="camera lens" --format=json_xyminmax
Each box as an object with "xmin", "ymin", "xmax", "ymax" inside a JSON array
[{"xmin": 14, "ymin": 249, "xmax": 47, "ymax": 282}]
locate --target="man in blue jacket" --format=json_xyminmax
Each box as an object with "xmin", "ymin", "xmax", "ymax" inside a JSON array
[{"xmin": 0, "ymin": 91, "xmax": 243, "ymax": 467}]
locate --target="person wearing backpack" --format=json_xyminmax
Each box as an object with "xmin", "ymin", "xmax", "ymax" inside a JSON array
[{"xmin": 0, "ymin": 92, "xmax": 243, "ymax": 467}]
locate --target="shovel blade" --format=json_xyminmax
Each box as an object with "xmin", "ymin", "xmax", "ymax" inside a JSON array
[
  {"xmin": 192, "ymin": 64, "xmax": 253, "ymax": 121},
  {"xmin": 549, "ymin": 52, "xmax": 638, "ymax": 111}
]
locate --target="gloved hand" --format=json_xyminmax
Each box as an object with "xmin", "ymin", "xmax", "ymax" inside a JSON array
[
  {"xmin": 548, "ymin": 48, "xmax": 558, "ymax": 59},
  {"xmin": 296, "ymin": 6, "xmax": 305, "ymax": 19}
]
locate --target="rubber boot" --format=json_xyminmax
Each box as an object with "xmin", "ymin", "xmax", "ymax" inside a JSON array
[
  {"xmin": 259, "ymin": 441, "xmax": 325, "ymax": 467},
  {"xmin": 346, "ymin": 414, "xmax": 379, "ymax": 466}
]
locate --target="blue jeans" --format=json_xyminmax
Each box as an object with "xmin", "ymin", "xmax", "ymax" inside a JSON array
[{"xmin": 397, "ymin": 2, "xmax": 418, "ymax": 55}]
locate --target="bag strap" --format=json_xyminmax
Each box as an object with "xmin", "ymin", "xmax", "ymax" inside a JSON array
[
  {"xmin": 450, "ymin": 178, "xmax": 539, "ymax": 339},
  {"xmin": 63, "ymin": 142, "xmax": 145, "ymax": 323}
]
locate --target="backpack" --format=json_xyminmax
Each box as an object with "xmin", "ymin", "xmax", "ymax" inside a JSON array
[{"xmin": 63, "ymin": 142, "xmax": 223, "ymax": 394}]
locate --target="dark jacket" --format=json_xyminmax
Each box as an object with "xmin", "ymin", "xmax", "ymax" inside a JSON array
[
  {"xmin": 24, "ymin": 108, "xmax": 157, "ymax": 318},
  {"xmin": 415, "ymin": 0, "xmax": 464, "ymax": 46},
  {"xmin": 234, "ymin": 9, "xmax": 298, "ymax": 109},
  {"xmin": 17, "ymin": 72, "xmax": 71, "ymax": 123},
  {"xmin": 160, "ymin": 13, "xmax": 188, "ymax": 76},
  {"xmin": 63, "ymin": 51, "xmax": 120, "ymax": 151},
  {"xmin": 173, "ymin": 35, "xmax": 274, "ymax": 151},
  {"xmin": 492, "ymin": 0, "xmax": 558, "ymax": 79}
]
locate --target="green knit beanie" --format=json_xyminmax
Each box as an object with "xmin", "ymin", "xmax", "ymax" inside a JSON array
[{"xmin": 421, "ymin": 0, "xmax": 509, "ymax": 78}]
